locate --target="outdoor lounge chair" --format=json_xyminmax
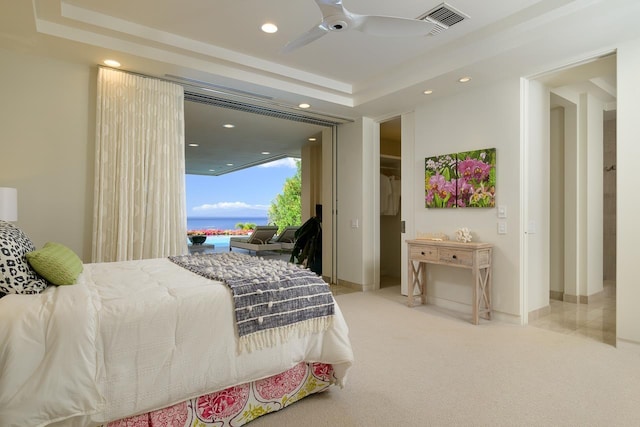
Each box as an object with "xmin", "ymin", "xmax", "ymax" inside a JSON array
[
  {"xmin": 274, "ymin": 226, "xmax": 299, "ymax": 251},
  {"xmin": 229, "ymin": 225, "xmax": 281, "ymax": 253}
]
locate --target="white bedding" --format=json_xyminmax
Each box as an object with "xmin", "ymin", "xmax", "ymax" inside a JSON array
[{"xmin": 0, "ymin": 258, "xmax": 354, "ymax": 427}]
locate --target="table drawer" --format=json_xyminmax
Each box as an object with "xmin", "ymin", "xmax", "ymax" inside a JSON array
[
  {"xmin": 410, "ymin": 246, "xmax": 438, "ymax": 262},
  {"xmin": 439, "ymin": 248, "xmax": 473, "ymax": 267}
]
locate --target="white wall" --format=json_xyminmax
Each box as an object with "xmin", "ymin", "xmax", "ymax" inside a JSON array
[
  {"xmin": 562, "ymin": 101, "xmax": 579, "ymax": 299},
  {"xmin": 361, "ymin": 117, "xmax": 376, "ymax": 289},
  {"xmin": 584, "ymin": 93, "xmax": 604, "ymax": 297},
  {"xmin": 616, "ymin": 38, "xmax": 640, "ymax": 348},
  {"xmin": 549, "ymin": 106, "xmax": 565, "ymax": 296},
  {"xmin": 411, "ymin": 79, "xmax": 523, "ymax": 319},
  {"xmin": 400, "ymin": 112, "xmax": 416, "ymax": 295},
  {"xmin": 336, "ymin": 119, "xmax": 366, "ymax": 288},
  {"xmin": 0, "ymin": 48, "xmax": 94, "ymax": 261},
  {"xmin": 525, "ymin": 79, "xmax": 551, "ymax": 314}
]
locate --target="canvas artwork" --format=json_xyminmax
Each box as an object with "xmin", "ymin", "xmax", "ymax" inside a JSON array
[{"xmin": 425, "ymin": 148, "xmax": 496, "ymax": 208}]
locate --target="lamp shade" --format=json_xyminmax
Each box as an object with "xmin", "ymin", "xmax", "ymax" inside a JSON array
[{"xmin": 0, "ymin": 187, "xmax": 18, "ymax": 222}]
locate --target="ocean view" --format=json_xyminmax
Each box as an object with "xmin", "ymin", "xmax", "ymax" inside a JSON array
[{"xmin": 187, "ymin": 216, "xmax": 270, "ymax": 232}]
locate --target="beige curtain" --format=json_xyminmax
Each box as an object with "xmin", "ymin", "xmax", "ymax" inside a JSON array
[{"xmin": 93, "ymin": 67, "xmax": 188, "ymax": 262}]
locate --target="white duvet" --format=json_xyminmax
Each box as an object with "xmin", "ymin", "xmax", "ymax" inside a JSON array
[{"xmin": 0, "ymin": 258, "xmax": 354, "ymax": 427}]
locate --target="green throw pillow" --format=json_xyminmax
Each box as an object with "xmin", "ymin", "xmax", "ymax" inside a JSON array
[{"xmin": 26, "ymin": 242, "xmax": 83, "ymax": 286}]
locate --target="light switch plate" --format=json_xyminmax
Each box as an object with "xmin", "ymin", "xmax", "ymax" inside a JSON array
[
  {"xmin": 498, "ymin": 205, "xmax": 507, "ymax": 219},
  {"xmin": 498, "ymin": 221, "xmax": 507, "ymax": 234}
]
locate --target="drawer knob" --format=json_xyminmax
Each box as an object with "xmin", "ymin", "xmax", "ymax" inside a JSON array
[
  {"xmin": 452, "ymin": 255, "xmax": 457, "ymax": 259},
  {"xmin": 421, "ymin": 251, "xmax": 425, "ymax": 255}
]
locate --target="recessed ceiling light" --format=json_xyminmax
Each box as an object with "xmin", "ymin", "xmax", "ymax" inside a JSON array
[
  {"xmin": 223, "ymin": 124, "xmax": 235, "ymax": 128},
  {"xmin": 226, "ymin": 163, "xmax": 234, "ymax": 166},
  {"xmin": 261, "ymin": 151, "xmax": 271, "ymax": 155},
  {"xmin": 188, "ymin": 143, "xmax": 199, "ymax": 147},
  {"xmin": 103, "ymin": 59, "xmax": 121, "ymax": 68},
  {"xmin": 261, "ymin": 23, "xmax": 278, "ymax": 33},
  {"xmin": 208, "ymin": 169, "xmax": 215, "ymax": 172},
  {"xmin": 423, "ymin": 90, "xmax": 433, "ymax": 95},
  {"xmin": 458, "ymin": 76, "xmax": 472, "ymax": 83},
  {"xmin": 308, "ymin": 137, "xmax": 317, "ymax": 142},
  {"xmin": 299, "ymin": 103, "xmax": 311, "ymax": 109}
]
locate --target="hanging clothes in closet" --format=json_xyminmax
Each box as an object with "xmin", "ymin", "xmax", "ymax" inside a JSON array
[{"xmin": 380, "ymin": 174, "xmax": 400, "ymax": 216}]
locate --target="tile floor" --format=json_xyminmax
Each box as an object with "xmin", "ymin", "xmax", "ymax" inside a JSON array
[{"xmin": 529, "ymin": 280, "xmax": 616, "ymax": 346}]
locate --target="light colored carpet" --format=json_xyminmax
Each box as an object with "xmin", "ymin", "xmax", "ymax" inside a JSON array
[{"xmin": 251, "ymin": 286, "xmax": 640, "ymax": 427}]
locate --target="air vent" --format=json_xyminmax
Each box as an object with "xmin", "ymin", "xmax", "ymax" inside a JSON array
[
  {"xmin": 417, "ymin": 3, "xmax": 468, "ymax": 36},
  {"xmin": 166, "ymin": 74, "xmax": 274, "ymax": 101}
]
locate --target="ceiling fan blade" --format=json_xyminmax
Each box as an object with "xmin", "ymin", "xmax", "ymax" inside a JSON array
[
  {"xmin": 314, "ymin": 0, "xmax": 345, "ymax": 19},
  {"xmin": 282, "ymin": 24, "xmax": 330, "ymax": 53},
  {"xmin": 352, "ymin": 15, "xmax": 437, "ymax": 37}
]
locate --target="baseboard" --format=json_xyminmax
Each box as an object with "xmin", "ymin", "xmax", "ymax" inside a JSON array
[
  {"xmin": 336, "ymin": 279, "xmax": 363, "ymax": 292},
  {"xmin": 584, "ymin": 289, "xmax": 604, "ymax": 303},
  {"xmin": 528, "ymin": 305, "xmax": 551, "ymax": 321},
  {"xmin": 549, "ymin": 290, "xmax": 563, "ymax": 301},
  {"xmin": 564, "ymin": 290, "xmax": 604, "ymax": 304}
]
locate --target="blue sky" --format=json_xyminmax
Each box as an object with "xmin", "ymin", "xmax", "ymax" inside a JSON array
[{"xmin": 186, "ymin": 158, "xmax": 298, "ymax": 218}]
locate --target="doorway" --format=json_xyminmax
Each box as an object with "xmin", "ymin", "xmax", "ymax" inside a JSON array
[
  {"xmin": 529, "ymin": 54, "xmax": 617, "ymax": 345},
  {"xmin": 379, "ymin": 117, "xmax": 402, "ymax": 288}
]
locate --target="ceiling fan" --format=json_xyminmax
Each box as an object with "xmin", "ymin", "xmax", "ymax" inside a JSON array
[{"xmin": 283, "ymin": 0, "xmax": 438, "ymax": 52}]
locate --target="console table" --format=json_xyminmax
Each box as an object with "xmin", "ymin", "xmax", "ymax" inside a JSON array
[{"xmin": 406, "ymin": 239, "xmax": 493, "ymax": 325}]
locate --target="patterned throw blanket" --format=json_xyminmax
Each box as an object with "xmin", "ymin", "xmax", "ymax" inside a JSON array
[{"xmin": 169, "ymin": 253, "xmax": 334, "ymax": 353}]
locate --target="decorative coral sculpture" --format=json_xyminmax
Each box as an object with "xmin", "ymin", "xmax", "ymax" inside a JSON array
[{"xmin": 455, "ymin": 227, "xmax": 472, "ymax": 243}]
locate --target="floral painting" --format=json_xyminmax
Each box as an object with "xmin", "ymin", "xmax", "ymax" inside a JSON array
[{"xmin": 425, "ymin": 148, "xmax": 496, "ymax": 208}]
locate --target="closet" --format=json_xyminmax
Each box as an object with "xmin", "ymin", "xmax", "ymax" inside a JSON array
[{"xmin": 380, "ymin": 118, "xmax": 401, "ymax": 287}]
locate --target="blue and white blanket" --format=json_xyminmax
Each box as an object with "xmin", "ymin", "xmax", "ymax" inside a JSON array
[{"xmin": 169, "ymin": 252, "xmax": 334, "ymax": 352}]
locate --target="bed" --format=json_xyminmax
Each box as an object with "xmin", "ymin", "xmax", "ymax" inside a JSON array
[{"xmin": 0, "ymin": 221, "xmax": 354, "ymax": 427}]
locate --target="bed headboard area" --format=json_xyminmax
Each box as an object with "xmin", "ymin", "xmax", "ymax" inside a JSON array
[{"xmin": 0, "ymin": 221, "xmax": 83, "ymax": 297}]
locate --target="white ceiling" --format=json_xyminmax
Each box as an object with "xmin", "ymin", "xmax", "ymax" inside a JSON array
[{"xmin": 2, "ymin": 0, "xmax": 635, "ymax": 173}]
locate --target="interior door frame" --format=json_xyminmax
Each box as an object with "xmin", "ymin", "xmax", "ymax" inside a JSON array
[{"xmin": 372, "ymin": 112, "xmax": 415, "ymax": 293}]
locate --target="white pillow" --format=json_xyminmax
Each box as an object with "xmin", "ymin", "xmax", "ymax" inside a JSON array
[{"xmin": 0, "ymin": 221, "xmax": 48, "ymax": 296}]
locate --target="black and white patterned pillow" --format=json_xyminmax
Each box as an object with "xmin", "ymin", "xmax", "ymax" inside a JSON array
[{"xmin": 0, "ymin": 221, "xmax": 48, "ymax": 296}]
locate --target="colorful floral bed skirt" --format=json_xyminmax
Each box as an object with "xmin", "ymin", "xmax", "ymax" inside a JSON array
[{"xmin": 107, "ymin": 362, "xmax": 335, "ymax": 427}]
